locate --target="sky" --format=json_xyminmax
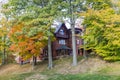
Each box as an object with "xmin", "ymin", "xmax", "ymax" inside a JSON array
[
  {"xmin": 0, "ymin": 0, "xmax": 8, "ymax": 10},
  {"xmin": 0, "ymin": 0, "xmax": 8, "ymax": 7}
]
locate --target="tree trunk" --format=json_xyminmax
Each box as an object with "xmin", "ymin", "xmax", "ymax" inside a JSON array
[
  {"xmin": 82, "ymin": 26, "xmax": 87, "ymax": 59},
  {"xmin": 32, "ymin": 56, "xmax": 37, "ymax": 70},
  {"xmin": 48, "ymin": 35, "xmax": 53, "ymax": 69},
  {"xmin": 2, "ymin": 35, "xmax": 6, "ymax": 65},
  {"xmin": 71, "ymin": 23, "xmax": 77, "ymax": 66},
  {"xmin": 83, "ymin": 39, "xmax": 87, "ymax": 59},
  {"xmin": 69, "ymin": 0, "xmax": 77, "ymax": 66},
  {"xmin": 2, "ymin": 48, "xmax": 6, "ymax": 64},
  {"xmin": 32, "ymin": 56, "xmax": 37, "ymax": 66}
]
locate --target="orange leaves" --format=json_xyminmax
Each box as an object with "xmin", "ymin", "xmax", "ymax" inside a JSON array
[
  {"xmin": 9, "ymin": 44, "xmax": 17, "ymax": 51},
  {"xmin": 8, "ymin": 23, "xmax": 24, "ymax": 37},
  {"xmin": 17, "ymin": 35, "xmax": 25, "ymax": 40},
  {"xmin": 9, "ymin": 35, "xmax": 45, "ymax": 59},
  {"xmin": 18, "ymin": 41, "xmax": 27, "ymax": 46},
  {"xmin": 9, "ymin": 23, "xmax": 47, "ymax": 60},
  {"xmin": 26, "ymin": 44, "xmax": 34, "ymax": 51},
  {"xmin": 31, "ymin": 49, "xmax": 37, "ymax": 54}
]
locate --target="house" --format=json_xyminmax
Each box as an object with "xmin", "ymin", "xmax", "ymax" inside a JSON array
[
  {"xmin": 42, "ymin": 23, "xmax": 83, "ymax": 59},
  {"xmin": 14, "ymin": 23, "xmax": 83, "ymax": 64}
]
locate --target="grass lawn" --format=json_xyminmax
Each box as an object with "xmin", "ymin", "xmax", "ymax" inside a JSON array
[
  {"xmin": 0, "ymin": 72, "xmax": 35, "ymax": 80},
  {"xmin": 1, "ymin": 73, "xmax": 119, "ymax": 80},
  {"xmin": 48, "ymin": 74, "xmax": 120, "ymax": 80},
  {"xmin": 0, "ymin": 57, "xmax": 120, "ymax": 80}
]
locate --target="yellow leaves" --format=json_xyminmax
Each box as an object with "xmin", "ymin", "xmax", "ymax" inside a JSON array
[
  {"xmin": 0, "ymin": 18, "xmax": 9, "ymax": 36},
  {"xmin": 112, "ymin": 40, "xmax": 120, "ymax": 46},
  {"xmin": 92, "ymin": 21, "xmax": 102, "ymax": 27},
  {"xmin": 112, "ymin": 27, "xmax": 120, "ymax": 32},
  {"xmin": 23, "ymin": 54, "xmax": 32, "ymax": 61},
  {"xmin": 0, "ymin": 17, "xmax": 7, "ymax": 25},
  {"xmin": 30, "ymin": 32, "xmax": 43, "ymax": 40},
  {"xmin": 79, "ymin": 9, "xmax": 94, "ymax": 17}
]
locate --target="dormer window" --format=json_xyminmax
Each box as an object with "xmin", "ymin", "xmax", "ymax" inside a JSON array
[{"xmin": 59, "ymin": 29, "xmax": 64, "ymax": 35}]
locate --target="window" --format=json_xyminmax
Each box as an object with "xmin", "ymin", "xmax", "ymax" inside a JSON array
[
  {"xmin": 59, "ymin": 29, "xmax": 64, "ymax": 35},
  {"xmin": 77, "ymin": 40, "xmax": 80, "ymax": 44},
  {"xmin": 59, "ymin": 39, "xmax": 65, "ymax": 45}
]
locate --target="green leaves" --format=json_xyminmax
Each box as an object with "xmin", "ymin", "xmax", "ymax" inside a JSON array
[
  {"xmin": 2, "ymin": 0, "xmax": 65, "ymax": 60},
  {"xmin": 82, "ymin": 0, "xmax": 120, "ymax": 61}
]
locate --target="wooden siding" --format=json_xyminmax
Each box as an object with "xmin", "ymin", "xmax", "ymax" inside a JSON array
[{"xmin": 42, "ymin": 23, "xmax": 83, "ymax": 58}]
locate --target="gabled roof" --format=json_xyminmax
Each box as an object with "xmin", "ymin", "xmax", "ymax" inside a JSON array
[
  {"xmin": 55, "ymin": 23, "xmax": 62, "ymax": 33},
  {"xmin": 54, "ymin": 23, "xmax": 67, "ymax": 33}
]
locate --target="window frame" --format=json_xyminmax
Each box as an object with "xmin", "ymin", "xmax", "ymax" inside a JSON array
[{"xmin": 59, "ymin": 39, "xmax": 66, "ymax": 45}]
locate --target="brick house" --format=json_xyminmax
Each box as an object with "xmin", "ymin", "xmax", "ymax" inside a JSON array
[{"xmin": 42, "ymin": 23, "xmax": 83, "ymax": 59}]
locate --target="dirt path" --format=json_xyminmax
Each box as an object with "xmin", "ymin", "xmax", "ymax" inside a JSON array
[
  {"xmin": 54, "ymin": 58, "xmax": 107, "ymax": 74},
  {"xmin": 0, "ymin": 64, "xmax": 32, "ymax": 75}
]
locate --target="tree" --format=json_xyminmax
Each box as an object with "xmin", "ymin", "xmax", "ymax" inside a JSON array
[
  {"xmin": 2, "ymin": 0, "xmax": 69, "ymax": 67},
  {"xmin": 69, "ymin": 0, "xmax": 77, "ymax": 66},
  {"xmin": 9, "ymin": 23, "xmax": 49, "ymax": 66},
  {"xmin": 68, "ymin": 0, "xmax": 87, "ymax": 66},
  {"xmin": 0, "ymin": 17, "xmax": 11, "ymax": 64},
  {"xmin": 2, "ymin": 0, "xmax": 54, "ymax": 66},
  {"xmin": 79, "ymin": 0, "xmax": 120, "ymax": 61},
  {"xmin": 2, "ymin": 0, "xmax": 87, "ymax": 67}
]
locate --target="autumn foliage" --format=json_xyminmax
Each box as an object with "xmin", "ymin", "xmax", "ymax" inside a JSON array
[
  {"xmin": 80, "ymin": 1, "xmax": 120, "ymax": 61},
  {"xmin": 9, "ymin": 23, "xmax": 47, "ymax": 60}
]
